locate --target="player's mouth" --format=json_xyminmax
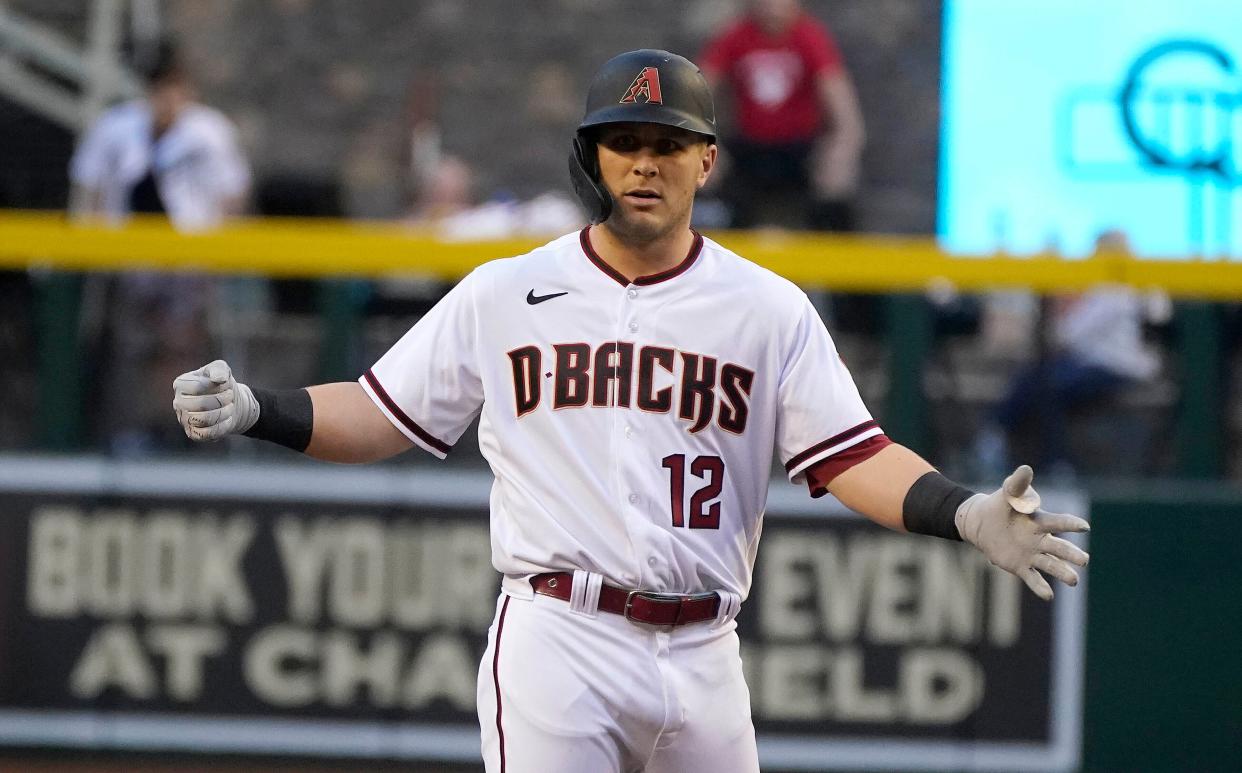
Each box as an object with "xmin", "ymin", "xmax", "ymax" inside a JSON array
[{"xmin": 623, "ymin": 189, "xmax": 662, "ymax": 205}]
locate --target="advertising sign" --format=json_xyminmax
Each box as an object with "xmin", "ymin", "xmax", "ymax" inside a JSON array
[{"xmin": 0, "ymin": 459, "xmax": 1086, "ymax": 771}]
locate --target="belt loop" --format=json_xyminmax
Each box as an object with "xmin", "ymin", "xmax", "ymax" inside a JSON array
[
  {"xmin": 569, "ymin": 570, "xmax": 603, "ymax": 618},
  {"xmin": 711, "ymin": 590, "xmax": 742, "ymax": 628}
]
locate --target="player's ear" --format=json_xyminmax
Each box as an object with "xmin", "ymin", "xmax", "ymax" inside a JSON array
[{"xmin": 696, "ymin": 143, "xmax": 717, "ymax": 189}]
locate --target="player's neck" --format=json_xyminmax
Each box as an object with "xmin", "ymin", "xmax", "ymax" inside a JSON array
[{"xmin": 589, "ymin": 223, "xmax": 696, "ymax": 283}]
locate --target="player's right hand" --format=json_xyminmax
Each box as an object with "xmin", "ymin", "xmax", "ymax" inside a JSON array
[{"xmin": 172, "ymin": 359, "xmax": 260, "ymax": 442}]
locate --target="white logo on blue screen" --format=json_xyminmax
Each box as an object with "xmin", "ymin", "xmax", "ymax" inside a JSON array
[{"xmin": 940, "ymin": 7, "xmax": 1242, "ymax": 261}]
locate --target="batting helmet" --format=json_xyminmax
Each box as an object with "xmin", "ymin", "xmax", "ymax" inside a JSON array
[{"xmin": 569, "ymin": 49, "xmax": 716, "ymax": 224}]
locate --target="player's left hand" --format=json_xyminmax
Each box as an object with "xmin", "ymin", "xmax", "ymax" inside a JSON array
[{"xmin": 954, "ymin": 465, "xmax": 1090, "ymax": 600}]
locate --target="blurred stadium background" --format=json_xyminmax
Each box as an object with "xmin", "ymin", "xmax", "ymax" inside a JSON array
[{"xmin": 0, "ymin": 1, "xmax": 1239, "ymax": 771}]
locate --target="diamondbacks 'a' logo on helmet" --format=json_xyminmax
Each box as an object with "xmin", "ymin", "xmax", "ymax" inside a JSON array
[{"xmin": 619, "ymin": 67, "xmax": 663, "ymax": 105}]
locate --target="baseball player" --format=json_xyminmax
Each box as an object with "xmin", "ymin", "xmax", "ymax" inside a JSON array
[{"xmin": 173, "ymin": 50, "xmax": 1089, "ymax": 773}]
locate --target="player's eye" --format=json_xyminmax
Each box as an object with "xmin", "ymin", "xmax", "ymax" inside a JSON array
[
  {"xmin": 656, "ymin": 138, "xmax": 682, "ymax": 154},
  {"xmin": 607, "ymin": 134, "xmax": 638, "ymax": 151}
]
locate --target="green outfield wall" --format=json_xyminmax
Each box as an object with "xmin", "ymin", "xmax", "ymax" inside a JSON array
[{"xmin": 1082, "ymin": 489, "xmax": 1242, "ymax": 773}]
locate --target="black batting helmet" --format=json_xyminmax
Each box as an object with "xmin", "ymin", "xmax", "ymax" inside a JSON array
[{"xmin": 569, "ymin": 49, "xmax": 716, "ymax": 224}]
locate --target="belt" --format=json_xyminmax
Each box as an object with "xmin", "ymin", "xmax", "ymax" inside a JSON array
[{"xmin": 530, "ymin": 572, "xmax": 721, "ymax": 627}]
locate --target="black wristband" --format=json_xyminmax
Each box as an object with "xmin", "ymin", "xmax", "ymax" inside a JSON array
[
  {"xmin": 902, "ymin": 471, "xmax": 975, "ymax": 541},
  {"xmin": 243, "ymin": 388, "xmax": 314, "ymax": 452}
]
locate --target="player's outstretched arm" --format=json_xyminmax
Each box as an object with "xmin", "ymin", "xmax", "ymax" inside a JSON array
[
  {"xmin": 172, "ymin": 360, "xmax": 412, "ymax": 463},
  {"xmin": 828, "ymin": 445, "xmax": 1089, "ymax": 600},
  {"xmin": 303, "ymin": 382, "xmax": 413, "ymax": 462}
]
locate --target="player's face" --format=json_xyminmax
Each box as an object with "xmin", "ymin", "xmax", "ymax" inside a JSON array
[{"xmin": 595, "ymin": 123, "xmax": 716, "ymax": 245}]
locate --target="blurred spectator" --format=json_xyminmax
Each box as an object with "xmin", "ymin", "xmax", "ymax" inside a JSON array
[
  {"xmin": 405, "ymin": 152, "xmax": 582, "ymax": 240},
  {"xmin": 368, "ymin": 154, "xmax": 477, "ymax": 317},
  {"xmin": 69, "ymin": 38, "xmax": 252, "ymax": 455},
  {"xmin": 700, "ymin": 0, "xmax": 865, "ymax": 231},
  {"xmin": 407, "ymin": 154, "xmax": 475, "ymax": 227},
  {"xmin": 369, "ymin": 153, "xmax": 582, "ymax": 317},
  {"xmin": 70, "ymin": 39, "xmax": 250, "ymax": 229},
  {"xmin": 973, "ymin": 230, "xmax": 1170, "ymax": 478}
]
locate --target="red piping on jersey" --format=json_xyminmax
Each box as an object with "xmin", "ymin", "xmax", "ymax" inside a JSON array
[
  {"xmin": 785, "ymin": 419, "xmax": 881, "ymax": 472},
  {"xmin": 363, "ymin": 369, "xmax": 452, "ymax": 455},
  {"xmin": 579, "ymin": 226, "xmax": 704, "ymax": 287},
  {"xmin": 805, "ymin": 434, "xmax": 893, "ymax": 497},
  {"xmin": 493, "ymin": 595, "xmax": 511, "ymax": 773}
]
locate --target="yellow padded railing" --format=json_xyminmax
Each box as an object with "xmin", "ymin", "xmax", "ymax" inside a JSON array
[{"xmin": 2, "ymin": 210, "xmax": 1240, "ymax": 298}]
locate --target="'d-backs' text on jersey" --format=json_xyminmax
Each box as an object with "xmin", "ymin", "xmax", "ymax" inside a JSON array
[{"xmin": 360, "ymin": 229, "xmax": 880, "ymax": 598}]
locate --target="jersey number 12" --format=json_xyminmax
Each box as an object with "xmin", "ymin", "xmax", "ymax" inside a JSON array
[{"xmin": 660, "ymin": 454, "xmax": 723, "ymax": 529}]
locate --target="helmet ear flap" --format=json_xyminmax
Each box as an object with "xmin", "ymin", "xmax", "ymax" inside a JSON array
[{"xmin": 568, "ymin": 133, "xmax": 613, "ymax": 224}]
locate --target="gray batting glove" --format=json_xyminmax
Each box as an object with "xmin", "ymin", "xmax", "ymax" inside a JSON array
[
  {"xmin": 172, "ymin": 359, "xmax": 260, "ymax": 442},
  {"xmin": 955, "ymin": 464, "xmax": 1090, "ymax": 601}
]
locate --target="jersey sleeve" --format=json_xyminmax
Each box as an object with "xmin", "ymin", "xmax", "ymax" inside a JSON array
[
  {"xmin": 777, "ymin": 295, "xmax": 883, "ymax": 485},
  {"xmin": 203, "ymin": 116, "xmax": 251, "ymax": 201},
  {"xmin": 69, "ymin": 111, "xmax": 120, "ymax": 189},
  {"xmin": 360, "ymin": 270, "xmax": 485, "ymax": 458},
  {"xmin": 803, "ymin": 434, "xmax": 892, "ymax": 497}
]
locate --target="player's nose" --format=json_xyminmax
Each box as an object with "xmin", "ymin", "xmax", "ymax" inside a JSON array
[{"xmin": 631, "ymin": 156, "xmax": 658, "ymax": 176}]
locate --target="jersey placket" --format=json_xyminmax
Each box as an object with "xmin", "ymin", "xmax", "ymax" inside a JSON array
[
  {"xmin": 613, "ymin": 280, "xmax": 654, "ymax": 588},
  {"xmin": 616, "ymin": 280, "xmax": 680, "ymax": 590}
]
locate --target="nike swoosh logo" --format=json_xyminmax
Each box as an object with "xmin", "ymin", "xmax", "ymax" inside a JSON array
[{"xmin": 527, "ymin": 290, "xmax": 569, "ymax": 305}]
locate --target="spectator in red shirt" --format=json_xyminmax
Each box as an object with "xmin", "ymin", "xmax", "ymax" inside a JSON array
[{"xmin": 700, "ymin": 0, "xmax": 865, "ymax": 231}]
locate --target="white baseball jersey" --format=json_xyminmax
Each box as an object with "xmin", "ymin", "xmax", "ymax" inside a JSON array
[
  {"xmin": 360, "ymin": 227, "xmax": 882, "ymax": 600},
  {"xmin": 70, "ymin": 99, "xmax": 250, "ymax": 231}
]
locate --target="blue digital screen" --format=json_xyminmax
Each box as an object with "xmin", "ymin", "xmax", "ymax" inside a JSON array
[{"xmin": 939, "ymin": 0, "xmax": 1242, "ymax": 259}]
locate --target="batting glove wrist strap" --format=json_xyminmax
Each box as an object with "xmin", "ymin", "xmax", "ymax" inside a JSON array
[
  {"xmin": 242, "ymin": 387, "xmax": 313, "ymax": 452},
  {"xmin": 231, "ymin": 382, "xmax": 260, "ymax": 435},
  {"xmin": 902, "ymin": 471, "xmax": 973, "ymax": 541}
]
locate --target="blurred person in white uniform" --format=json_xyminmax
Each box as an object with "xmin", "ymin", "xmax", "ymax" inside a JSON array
[
  {"xmin": 974, "ymin": 230, "xmax": 1168, "ymax": 478},
  {"xmin": 70, "ymin": 39, "xmax": 251, "ymax": 454}
]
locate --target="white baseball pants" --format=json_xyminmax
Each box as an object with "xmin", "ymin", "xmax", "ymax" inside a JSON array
[{"xmin": 477, "ymin": 589, "xmax": 759, "ymax": 773}]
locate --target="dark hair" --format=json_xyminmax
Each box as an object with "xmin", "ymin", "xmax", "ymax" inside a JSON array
[{"xmin": 131, "ymin": 38, "xmax": 186, "ymax": 87}]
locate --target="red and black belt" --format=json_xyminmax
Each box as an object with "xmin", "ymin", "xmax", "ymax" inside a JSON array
[{"xmin": 530, "ymin": 572, "xmax": 721, "ymax": 627}]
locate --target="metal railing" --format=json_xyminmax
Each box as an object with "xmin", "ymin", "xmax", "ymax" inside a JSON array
[
  {"xmin": 0, "ymin": 211, "xmax": 1231, "ymax": 478},
  {"xmin": 0, "ymin": 0, "xmax": 141, "ymax": 132}
]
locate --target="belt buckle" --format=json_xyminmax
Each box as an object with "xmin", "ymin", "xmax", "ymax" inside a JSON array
[{"xmin": 624, "ymin": 590, "xmax": 684, "ymax": 624}]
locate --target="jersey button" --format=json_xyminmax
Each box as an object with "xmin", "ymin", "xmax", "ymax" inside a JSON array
[
  {"xmin": 628, "ymin": 493, "xmax": 640, "ymax": 504},
  {"xmin": 628, "ymin": 321, "xmax": 639, "ymax": 332},
  {"xmin": 627, "ymin": 288, "xmax": 638, "ymax": 299},
  {"xmin": 624, "ymin": 426, "xmax": 633, "ymax": 438},
  {"xmin": 647, "ymin": 556, "xmax": 658, "ymax": 567}
]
